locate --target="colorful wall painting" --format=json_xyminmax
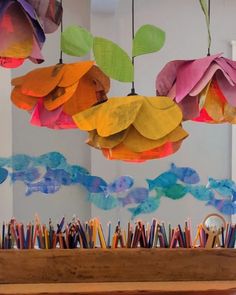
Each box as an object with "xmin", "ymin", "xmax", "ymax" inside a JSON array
[{"xmin": 0, "ymin": 152, "xmax": 235, "ymax": 218}]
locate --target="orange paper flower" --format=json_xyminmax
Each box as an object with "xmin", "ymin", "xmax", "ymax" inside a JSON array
[{"xmin": 11, "ymin": 61, "xmax": 110, "ymax": 129}]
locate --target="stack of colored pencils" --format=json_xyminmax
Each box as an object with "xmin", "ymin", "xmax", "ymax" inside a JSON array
[{"xmin": 0, "ymin": 216, "xmax": 235, "ymax": 250}]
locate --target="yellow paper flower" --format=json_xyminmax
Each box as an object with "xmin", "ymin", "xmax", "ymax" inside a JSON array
[{"xmin": 73, "ymin": 95, "xmax": 188, "ymax": 162}]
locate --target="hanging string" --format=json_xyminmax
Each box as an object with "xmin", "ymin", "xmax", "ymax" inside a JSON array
[
  {"xmin": 207, "ymin": 0, "xmax": 211, "ymax": 56},
  {"xmin": 199, "ymin": 0, "xmax": 211, "ymax": 56},
  {"xmin": 59, "ymin": 0, "xmax": 63, "ymax": 64},
  {"xmin": 128, "ymin": 0, "xmax": 137, "ymax": 96}
]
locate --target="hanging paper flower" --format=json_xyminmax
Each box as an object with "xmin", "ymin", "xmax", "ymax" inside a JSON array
[
  {"xmin": 27, "ymin": 0, "xmax": 63, "ymax": 34},
  {"xmin": 0, "ymin": 0, "xmax": 62, "ymax": 68},
  {"xmin": 11, "ymin": 61, "xmax": 110, "ymax": 129},
  {"xmin": 156, "ymin": 53, "xmax": 236, "ymax": 123},
  {"xmin": 72, "ymin": 96, "xmax": 188, "ymax": 162}
]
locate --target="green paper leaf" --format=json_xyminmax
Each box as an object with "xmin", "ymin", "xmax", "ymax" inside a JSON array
[
  {"xmin": 61, "ymin": 25, "xmax": 93, "ymax": 57},
  {"xmin": 199, "ymin": 0, "xmax": 211, "ymax": 53},
  {"xmin": 132, "ymin": 24, "xmax": 165, "ymax": 57},
  {"xmin": 93, "ymin": 37, "xmax": 134, "ymax": 82}
]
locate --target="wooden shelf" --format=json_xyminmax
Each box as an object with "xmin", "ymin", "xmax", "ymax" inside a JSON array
[
  {"xmin": 0, "ymin": 249, "xmax": 235, "ymax": 294},
  {"xmin": 1, "ymin": 282, "xmax": 236, "ymax": 295}
]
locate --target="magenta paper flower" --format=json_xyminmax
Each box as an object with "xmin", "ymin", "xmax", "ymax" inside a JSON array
[
  {"xmin": 0, "ymin": 0, "xmax": 62, "ymax": 68},
  {"xmin": 156, "ymin": 53, "xmax": 236, "ymax": 123}
]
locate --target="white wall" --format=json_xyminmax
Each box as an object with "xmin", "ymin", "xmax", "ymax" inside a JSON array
[
  {"xmin": 90, "ymin": 0, "xmax": 234, "ymax": 230},
  {"xmin": 11, "ymin": 0, "xmax": 92, "ymax": 223},
  {"xmin": 0, "ymin": 69, "xmax": 13, "ymax": 221}
]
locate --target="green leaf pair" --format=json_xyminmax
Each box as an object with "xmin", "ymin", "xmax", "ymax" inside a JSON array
[{"xmin": 61, "ymin": 25, "xmax": 165, "ymax": 83}]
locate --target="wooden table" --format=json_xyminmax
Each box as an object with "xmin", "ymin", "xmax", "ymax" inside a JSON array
[{"xmin": 0, "ymin": 249, "xmax": 235, "ymax": 294}]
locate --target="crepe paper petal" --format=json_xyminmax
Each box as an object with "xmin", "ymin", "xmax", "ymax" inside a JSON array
[
  {"xmin": 122, "ymin": 125, "xmax": 188, "ymax": 153},
  {"xmin": 29, "ymin": 35, "xmax": 44, "ymax": 64},
  {"xmin": 11, "ymin": 86, "xmax": 37, "ymax": 110},
  {"xmin": 178, "ymin": 96, "xmax": 200, "ymax": 120},
  {"xmin": 44, "ymin": 83, "xmax": 78, "ymax": 111},
  {"xmin": 12, "ymin": 61, "xmax": 110, "ymax": 129},
  {"xmin": 17, "ymin": 0, "xmax": 46, "ymax": 44},
  {"xmin": 0, "ymin": 2, "xmax": 34, "ymax": 58},
  {"xmin": 156, "ymin": 53, "xmax": 236, "ymax": 124},
  {"xmin": 199, "ymin": 0, "xmax": 211, "ymax": 52},
  {"xmin": 223, "ymin": 57, "xmax": 236, "ymax": 71},
  {"xmin": 72, "ymin": 104, "xmax": 100, "ymax": 131},
  {"xmin": 20, "ymin": 65, "xmax": 66, "ymax": 97},
  {"xmin": 0, "ymin": 0, "xmax": 61, "ymax": 68},
  {"xmin": 0, "ymin": 2, "xmax": 10, "ymax": 18},
  {"xmin": 73, "ymin": 96, "xmax": 143, "ymax": 136},
  {"xmin": 30, "ymin": 100, "xmax": 77, "ymax": 129},
  {"xmin": 216, "ymin": 71, "xmax": 236, "ymax": 107},
  {"xmin": 61, "ymin": 25, "xmax": 93, "ymax": 57},
  {"xmin": 12, "ymin": 75, "xmax": 25, "ymax": 87},
  {"xmin": 215, "ymin": 57, "xmax": 236, "ymax": 85},
  {"xmin": 27, "ymin": 0, "xmax": 63, "ymax": 34},
  {"xmin": 133, "ymin": 97, "xmax": 182, "ymax": 140},
  {"xmin": 74, "ymin": 94, "xmax": 187, "ymax": 161},
  {"xmin": 132, "ymin": 24, "xmax": 165, "ymax": 57},
  {"xmin": 62, "ymin": 65, "xmax": 109, "ymax": 115},
  {"xmin": 18, "ymin": 0, "xmax": 37, "ymax": 21},
  {"xmin": 30, "ymin": 99, "xmax": 62, "ymax": 126},
  {"xmin": 156, "ymin": 60, "xmax": 187, "ymax": 96},
  {"xmin": 93, "ymin": 37, "xmax": 134, "ymax": 82},
  {"xmin": 102, "ymin": 140, "xmax": 183, "ymax": 162},
  {"xmin": 86, "ymin": 65, "xmax": 110, "ymax": 94},
  {"xmin": 193, "ymin": 108, "xmax": 214, "ymax": 123},
  {"xmin": 224, "ymin": 104, "xmax": 236, "ymax": 124},
  {"xmin": 0, "ymin": 57, "xmax": 24, "ymax": 68},
  {"xmin": 203, "ymin": 80, "xmax": 225, "ymax": 122},
  {"xmin": 12, "ymin": 61, "xmax": 94, "ymax": 93},
  {"xmin": 175, "ymin": 53, "xmax": 221, "ymax": 103},
  {"xmin": 189, "ymin": 64, "xmax": 222, "ymax": 96},
  {"xmin": 57, "ymin": 61, "xmax": 94, "ymax": 87},
  {"xmin": 87, "ymin": 129, "xmax": 129, "ymax": 149},
  {"xmin": 63, "ymin": 76, "xmax": 98, "ymax": 116}
]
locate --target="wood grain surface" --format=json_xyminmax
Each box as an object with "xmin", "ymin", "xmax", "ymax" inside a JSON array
[
  {"xmin": 0, "ymin": 282, "xmax": 236, "ymax": 295},
  {"xmin": 0, "ymin": 249, "xmax": 235, "ymax": 284}
]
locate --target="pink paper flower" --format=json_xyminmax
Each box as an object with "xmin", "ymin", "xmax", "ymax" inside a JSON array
[{"xmin": 156, "ymin": 53, "xmax": 236, "ymax": 123}]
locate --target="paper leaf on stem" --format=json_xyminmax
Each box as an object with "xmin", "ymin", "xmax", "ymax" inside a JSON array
[
  {"xmin": 93, "ymin": 37, "xmax": 134, "ymax": 82},
  {"xmin": 132, "ymin": 24, "xmax": 165, "ymax": 57},
  {"xmin": 61, "ymin": 25, "xmax": 93, "ymax": 57}
]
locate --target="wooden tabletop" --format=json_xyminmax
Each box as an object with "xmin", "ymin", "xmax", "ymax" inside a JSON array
[{"xmin": 1, "ymin": 281, "xmax": 236, "ymax": 295}]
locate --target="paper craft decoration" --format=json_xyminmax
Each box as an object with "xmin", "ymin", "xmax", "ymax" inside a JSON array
[
  {"xmin": 12, "ymin": 1, "xmax": 183, "ymax": 162},
  {"xmin": 156, "ymin": 0, "xmax": 236, "ymax": 124},
  {"xmin": 60, "ymin": 5, "xmax": 181, "ymax": 161},
  {"xmin": 61, "ymin": 25, "xmax": 93, "ymax": 57},
  {"xmin": 93, "ymin": 37, "xmax": 134, "ymax": 82},
  {"xmin": 156, "ymin": 53, "xmax": 236, "ymax": 123},
  {"xmin": 11, "ymin": 61, "xmax": 110, "ymax": 129},
  {"xmin": 0, "ymin": 0, "xmax": 62, "ymax": 68},
  {"xmin": 72, "ymin": 95, "xmax": 188, "ymax": 162},
  {"xmin": 0, "ymin": 153, "xmax": 235, "ymax": 217},
  {"xmin": 61, "ymin": 24, "xmax": 165, "ymax": 83},
  {"xmin": 132, "ymin": 24, "xmax": 165, "ymax": 57}
]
